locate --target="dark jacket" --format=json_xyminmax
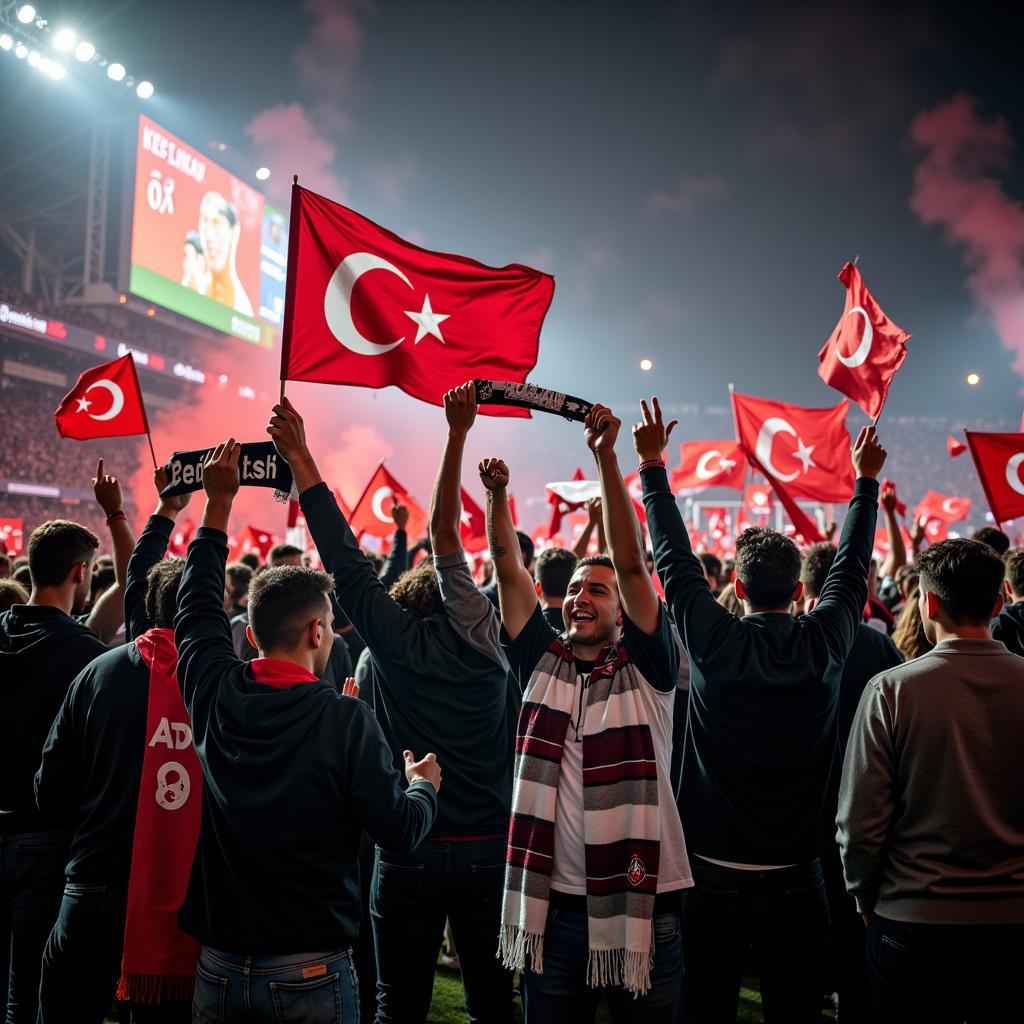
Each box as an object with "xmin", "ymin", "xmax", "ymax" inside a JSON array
[
  {"xmin": 174, "ymin": 526, "xmax": 436, "ymax": 952},
  {"xmin": 643, "ymin": 465, "xmax": 878, "ymax": 864},
  {"xmin": 0, "ymin": 602, "xmax": 107, "ymax": 835},
  {"xmin": 992, "ymin": 601, "xmax": 1024, "ymax": 658}
]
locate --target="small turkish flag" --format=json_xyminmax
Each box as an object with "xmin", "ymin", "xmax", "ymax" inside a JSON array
[
  {"xmin": 965, "ymin": 431, "xmax": 1024, "ymax": 524},
  {"xmin": 281, "ymin": 185, "xmax": 554, "ymax": 412},
  {"xmin": 670, "ymin": 440, "xmax": 746, "ymax": 494},
  {"xmin": 0, "ymin": 517, "xmax": 24, "ymax": 556},
  {"xmin": 349, "ymin": 463, "xmax": 426, "ymax": 540},
  {"xmin": 168, "ymin": 519, "xmax": 195, "ymax": 557},
  {"xmin": 239, "ymin": 526, "xmax": 275, "ymax": 560},
  {"xmin": 54, "ymin": 353, "xmax": 149, "ymax": 440},
  {"xmin": 818, "ymin": 262, "xmax": 911, "ymax": 419},
  {"xmin": 460, "ymin": 488, "xmax": 488, "ymax": 553},
  {"xmin": 745, "ymin": 482, "xmax": 774, "ymax": 517},
  {"xmin": 913, "ymin": 490, "xmax": 971, "ymax": 524},
  {"xmin": 921, "ymin": 517, "xmax": 950, "ymax": 543},
  {"xmin": 880, "ymin": 479, "xmax": 907, "ymax": 516},
  {"xmin": 947, "ymin": 436, "xmax": 967, "ymax": 458},
  {"xmin": 546, "ymin": 467, "xmax": 593, "ymax": 537}
]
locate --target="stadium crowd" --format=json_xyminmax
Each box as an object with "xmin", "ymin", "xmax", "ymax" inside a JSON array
[{"xmin": 1, "ymin": 382, "xmax": 1022, "ymax": 1024}]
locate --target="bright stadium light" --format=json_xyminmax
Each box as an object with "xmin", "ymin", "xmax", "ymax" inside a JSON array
[
  {"xmin": 136, "ymin": 80, "xmax": 154, "ymax": 99},
  {"xmin": 15, "ymin": 42, "xmax": 28, "ymax": 59},
  {"xmin": 74, "ymin": 40, "xmax": 95, "ymax": 61},
  {"xmin": 255, "ymin": 166, "xmax": 271, "ymax": 181},
  {"xmin": 38, "ymin": 55, "xmax": 51, "ymax": 72},
  {"xmin": 53, "ymin": 28, "xmax": 76, "ymax": 52},
  {"xmin": 27, "ymin": 50, "xmax": 40, "ymax": 67},
  {"xmin": 0, "ymin": 35, "xmax": 12, "ymax": 51},
  {"xmin": 47, "ymin": 62, "xmax": 66, "ymax": 80},
  {"xmin": 17, "ymin": 5, "xmax": 36, "ymax": 25},
  {"xmin": 106, "ymin": 62, "xmax": 125, "ymax": 81}
]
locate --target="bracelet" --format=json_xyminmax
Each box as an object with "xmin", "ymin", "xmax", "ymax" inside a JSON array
[
  {"xmin": 105, "ymin": 510, "xmax": 127, "ymax": 526},
  {"xmin": 638, "ymin": 458, "xmax": 665, "ymax": 472}
]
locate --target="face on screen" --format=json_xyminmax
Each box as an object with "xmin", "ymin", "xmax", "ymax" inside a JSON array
[{"xmin": 199, "ymin": 196, "xmax": 236, "ymax": 272}]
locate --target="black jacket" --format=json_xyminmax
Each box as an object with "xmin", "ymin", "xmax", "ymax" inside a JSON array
[
  {"xmin": 174, "ymin": 526, "xmax": 436, "ymax": 952},
  {"xmin": 992, "ymin": 601, "xmax": 1024, "ymax": 658}
]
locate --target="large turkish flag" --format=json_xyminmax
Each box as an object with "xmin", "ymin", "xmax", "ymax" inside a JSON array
[
  {"xmin": 670, "ymin": 440, "xmax": 746, "ymax": 494},
  {"xmin": 348, "ymin": 463, "xmax": 426, "ymax": 541},
  {"xmin": 281, "ymin": 185, "xmax": 554, "ymax": 413},
  {"xmin": 818, "ymin": 262, "xmax": 910, "ymax": 419},
  {"xmin": 965, "ymin": 431, "xmax": 1024, "ymax": 524},
  {"xmin": 54, "ymin": 354, "xmax": 149, "ymax": 441},
  {"xmin": 913, "ymin": 489, "xmax": 971, "ymax": 524}
]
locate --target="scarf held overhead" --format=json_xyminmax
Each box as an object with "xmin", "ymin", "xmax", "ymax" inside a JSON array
[{"xmin": 499, "ymin": 637, "xmax": 661, "ymax": 995}]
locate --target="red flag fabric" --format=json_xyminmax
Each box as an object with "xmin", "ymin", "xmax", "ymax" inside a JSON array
[
  {"xmin": 54, "ymin": 353, "xmax": 149, "ymax": 441},
  {"xmin": 670, "ymin": 440, "xmax": 746, "ymax": 494},
  {"xmin": 947, "ymin": 436, "xmax": 967, "ymax": 458},
  {"xmin": 509, "ymin": 494, "xmax": 519, "ymax": 527},
  {"xmin": 349, "ymin": 464, "xmax": 427, "ymax": 540},
  {"xmin": 622, "ymin": 472, "xmax": 647, "ymax": 524},
  {"xmin": 546, "ymin": 468, "xmax": 592, "ymax": 538},
  {"xmin": 168, "ymin": 519, "xmax": 195, "ymax": 558},
  {"xmin": 459, "ymin": 487, "xmax": 488, "ymax": 553},
  {"xmin": 280, "ymin": 185, "xmax": 554, "ymax": 411},
  {"xmin": 238, "ymin": 526, "xmax": 275, "ymax": 560},
  {"xmin": 0, "ymin": 518, "xmax": 24, "ymax": 556},
  {"xmin": 744, "ymin": 483, "xmax": 774, "ymax": 518},
  {"xmin": 818, "ymin": 262, "xmax": 911, "ymax": 419},
  {"xmin": 879, "ymin": 479, "xmax": 907, "ymax": 516},
  {"xmin": 965, "ymin": 431, "xmax": 1024, "ymax": 524},
  {"xmin": 920, "ymin": 516, "xmax": 950, "ymax": 543},
  {"xmin": 913, "ymin": 490, "xmax": 971, "ymax": 524}
]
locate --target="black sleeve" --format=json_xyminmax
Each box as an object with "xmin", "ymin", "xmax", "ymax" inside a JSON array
[
  {"xmin": 34, "ymin": 674, "xmax": 86, "ymax": 816},
  {"xmin": 621, "ymin": 603, "xmax": 679, "ymax": 693},
  {"xmin": 500, "ymin": 603, "xmax": 560, "ymax": 690},
  {"xmin": 124, "ymin": 515, "xmax": 174, "ymax": 642},
  {"xmin": 379, "ymin": 530, "xmax": 408, "ymax": 590},
  {"xmin": 806, "ymin": 479, "xmax": 879, "ymax": 662}
]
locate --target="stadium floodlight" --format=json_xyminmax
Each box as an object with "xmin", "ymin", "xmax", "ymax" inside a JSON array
[
  {"xmin": 136, "ymin": 80, "xmax": 154, "ymax": 99},
  {"xmin": 53, "ymin": 28, "xmax": 76, "ymax": 52},
  {"xmin": 106, "ymin": 62, "xmax": 126, "ymax": 81},
  {"xmin": 256, "ymin": 166, "xmax": 271, "ymax": 181},
  {"xmin": 38, "ymin": 55, "xmax": 51, "ymax": 73},
  {"xmin": 16, "ymin": 5, "xmax": 36, "ymax": 25},
  {"xmin": 0, "ymin": 34, "xmax": 12, "ymax": 51},
  {"xmin": 74, "ymin": 40, "xmax": 95, "ymax": 61},
  {"xmin": 14, "ymin": 42, "xmax": 28, "ymax": 59},
  {"xmin": 47, "ymin": 62, "xmax": 65, "ymax": 80},
  {"xmin": 27, "ymin": 50, "xmax": 40, "ymax": 67}
]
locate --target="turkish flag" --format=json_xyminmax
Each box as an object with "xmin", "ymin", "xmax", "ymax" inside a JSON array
[
  {"xmin": 622, "ymin": 471, "xmax": 648, "ymax": 524},
  {"xmin": 818, "ymin": 262, "xmax": 911, "ymax": 419},
  {"xmin": 239, "ymin": 526, "xmax": 275, "ymax": 560},
  {"xmin": 745, "ymin": 483, "xmax": 773, "ymax": 517},
  {"xmin": 965, "ymin": 431, "xmax": 1024, "ymax": 524},
  {"xmin": 546, "ymin": 467, "xmax": 593, "ymax": 537},
  {"xmin": 349, "ymin": 463, "xmax": 426, "ymax": 540},
  {"xmin": 947, "ymin": 436, "xmax": 967, "ymax": 458},
  {"xmin": 280, "ymin": 185, "xmax": 554, "ymax": 412},
  {"xmin": 168, "ymin": 519, "xmax": 195, "ymax": 557},
  {"xmin": 460, "ymin": 488, "xmax": 488, "ymax": 553},
  {"xmin": 704, "ymin": 507, "xmax": 732, "ymax": 541},
  {"xmin": 873, "ymin": 523, "xmax": 913, "ymax": 561},
  {"xmin": 54, "ymin": 354, "xmax": 149, "ymax": 441},
  {"xmin": 0, "ymin": 517, "xmax": 24, "ymax": 556},
  {"xmin": 670, "ymin": 440, "xmax": 746, "ymax": 494},
  {"xmin": 879, "ymin": 479, "xmax": 907, "ymax": 517},
  {"xmin": 914, "ymin": 490, "xmax": 971, "ymax": 524},
  {"xmin": 921, "ymin": 517, "xmax": 950, "ymax": 543}
]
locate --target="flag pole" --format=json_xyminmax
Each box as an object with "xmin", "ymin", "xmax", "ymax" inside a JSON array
[
  {"xmin": 278, "ymin": 174, "xmax": 300, "ymax": 408},
  {"xmin": 145, "ymin": 431, "xmax": 158, "ymax": 470}
]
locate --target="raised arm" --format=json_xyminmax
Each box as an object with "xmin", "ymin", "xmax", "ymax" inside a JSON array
[
  {"xmin": 587, "ymin": 403, "xmax": 661, "ymax": 634},
  {"xmin": 124, "ymin": 466, "xmax": 191, "ymax": 641},
  {"xmin": 429, "ymin": 383, "xmax": 476, "ymax": 559},
  {"xmin": 480, "ymin": 457, "xmax": 538, "ymax": 641},
  {"xmin": 379, "ymin": 499, "xmax": 408, "ymax": 589},
  {"xmin": 572, "ymin": 498, "xmax": 603, "ymax": 560},
  {"xmin": 86, "ymin": 459, "xmax": 134, "ymax": 643},
  {"xmin": 877, "ymin": 481, "xmax": 906, "ymax": 580}
]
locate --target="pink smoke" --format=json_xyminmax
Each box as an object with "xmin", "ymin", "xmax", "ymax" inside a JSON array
[{"xmin": 910, "ymin": 94, "xmax": 1024, "ymax": 372}]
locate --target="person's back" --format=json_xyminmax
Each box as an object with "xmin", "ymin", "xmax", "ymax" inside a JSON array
[{"xmin": 991, "ymin": 545, "xmax": 1024, "ymax": 657}]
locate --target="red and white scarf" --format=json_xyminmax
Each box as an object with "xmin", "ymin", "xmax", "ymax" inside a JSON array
[
  {"xmin": 499, "ymin": 637, "xmax": 661, "ymax": 995},
  {"xmin": 116, "ymin": 628, "xmax": 201, "ymax": 1003}
]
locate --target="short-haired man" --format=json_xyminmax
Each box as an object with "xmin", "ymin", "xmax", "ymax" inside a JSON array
[
  {"xmin": 175, "ymin": 440, "xmax": 440, "ymax": 1022},
  {"xmin": 266, "ymin": 542, "xmax": 303, "ymax": 567},
  {"xmin": 636, "ymin": 397, "xmax": 887, "ymax": 1023},
  {"xmin": 838, "ymin": 539, "xmax": 1024, "ymax": 1022},
  {"xmin": 484, "ymin": 402, "xmax": 690, "ymax": 1017},
  {"xmin": 698, "ymin": 552, "xmax": 722, "ymax": 595},
  {"xmin": 533, "ymin": 546, "xmax": 577, "ymax": 630},
  {"xmin": 971, "ymin": 524, "xmax": 1010, "ymax": 555},
  {"xmin": 223, "ymin": 561, "xmax": 251, "ymax": 620},
  {"xmin": 34, "ymin": 469, "xmax": 195, "ymax": 1023},
  {"xmin": 0, "ymin": 552, "xmax": 12, "ymax": 579},
  {"xmin": 991, "ymin": 546, "xmax": 1024, "ymax": 657}
]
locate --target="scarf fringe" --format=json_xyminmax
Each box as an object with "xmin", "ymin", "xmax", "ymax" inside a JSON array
[
  {"xmin": 116, "ymin": 971, "xmax": 196, "ymax": 1003},
  {"xmin": 498, "ymin": 924, "xmax": 545, "ymax": 974},
  {"xmin": 586, "ymin": 947, "xmax": 654, "ymax": 997}
]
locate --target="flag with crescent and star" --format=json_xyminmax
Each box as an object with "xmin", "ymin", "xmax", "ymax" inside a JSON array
[
  {"xmin": 54, "ymin": 353, "xmax": 150, "ymax": 441},
  {"xmin": 348, "ymin": 462, "xmax": 427, "ymax": 541},
  {"xmin": 460, "ymin": 487, "xmax": 488, "ymax": 553},
  {"xmin": 670, "ymin": 440, "xmax": 746, "ymax": 494},
  {"xmin": 279, "ymin": 184, "xmax": 555, "ymax": 412},
  {"xmin": 913, "ymin": 489, "xmax": 972, "ymax": 525},
  {"xmin": 964, "ymin": 431, "xmax": 1024, "ymax": 523},
  {"xmin": 817, "ymin": 262, "xmax": 911, "ymax": 420}
]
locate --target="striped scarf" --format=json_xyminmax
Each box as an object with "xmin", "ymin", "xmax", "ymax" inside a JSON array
[{"xmin": 499, "ymin": 636, "xmax": 661, "ymax": 995}]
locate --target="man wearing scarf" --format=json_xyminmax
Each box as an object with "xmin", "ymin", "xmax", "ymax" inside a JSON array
[{"xmin": 482, "ymin": 404, "xmax": 692, "ymax": 1020}]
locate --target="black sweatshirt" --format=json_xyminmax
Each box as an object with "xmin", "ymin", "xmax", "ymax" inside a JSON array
[
  {"xmin": 174, "ymin": 526, "xmax": 436, "ymax": 952},
  {"xmin": 0, "ymin": 602, "xmax": 107, "ymax": 836},
  {"xmin": 643, "ymin": 466, "xmax": 878, "ymax": 864},
  {"xmin": 992, "ymin": 601, "xmax": 1024, "ymax": 658},
  {"xmin": 300, "ymin": 482, "xmax": 516, "ymax": 838},
  {"xmin": 33, "ymin": 515, "xmax": 174, "ymax": 880}
]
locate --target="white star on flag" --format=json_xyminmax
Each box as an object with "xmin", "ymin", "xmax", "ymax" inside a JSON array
[
  {"xmin": 76, "ymin": 397, "xmax": 91, "ymax": 413},
  {"xmin": 459, "ymin": 507, "xmax": 473, "ymax": 527},
  {"xmin": 404, "ymin": 294, "xmax": 449, "ymax": 344},
  {"xmin": 793, "ymin": 438, "xmax": 816, "ymax": 473},
  {"xmin": 719, "ymin": 457, "xmax": 737, "ymax": 471}
]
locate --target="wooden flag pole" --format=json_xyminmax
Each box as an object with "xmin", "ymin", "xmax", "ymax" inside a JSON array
[
  {"xmin": 145, "ymin": 431, "xmax": 158, "ymax": 470},
  {"xmin": 277, "ymin": 174, "xmax": 300, "ymax": 408}
]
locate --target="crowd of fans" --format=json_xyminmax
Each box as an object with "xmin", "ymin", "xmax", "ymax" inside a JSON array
[{"xmin": 1, "ymin": 383, "xmax": 1022, "ymax": 1024}]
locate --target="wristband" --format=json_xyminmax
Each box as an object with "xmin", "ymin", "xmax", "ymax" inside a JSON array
[
  {"xmin": 105, "ymin": 510, "xmax": 127, "ymax": 526},
  {"xmin": 638, "ymin": 458, "xmax": 665, "ymax": 472}
]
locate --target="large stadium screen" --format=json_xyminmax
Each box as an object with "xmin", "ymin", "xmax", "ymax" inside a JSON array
[{"xmin": 129, "ymin": 116, "xmax": 288, "ymax": 345}]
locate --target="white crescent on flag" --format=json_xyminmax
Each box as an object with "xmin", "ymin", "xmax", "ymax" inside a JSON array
[
  {"xmin": 1006, "ymin": 453, "xmax": 1024, "ymax": 496},
  {"xmin": 754, "ymin": 418, "xmax": 799, "ymax": 483},
  {"xmin": 85, "ymin": 379, "xmax": 125, "ymax": 421},
  {"xmin": 837, "ymin": 306, "xmax": 874, "ymax": 368},
  {"xmin": 371, "ymin": 485, "xmax": 395, "ymax": 522}
]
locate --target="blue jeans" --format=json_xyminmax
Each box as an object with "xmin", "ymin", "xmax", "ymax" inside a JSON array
[
  {"xmin": 370, "ymin": 837, "xmax": 514, "ymax": 1023},
  {"xmin": 193, "ymin": 947, "xmax": 358, "ymax": 1023},
  {"xmin": 866, "ymin": 914, "xmax": 1024, "ymax": 1024},
  {"xmin": 520, "ymin": 902, "xmax": 683, "ymax": 1023},
  {"xmin": 681, "ymin": 858, "xmax": 828, "ymax": 1024},
  {"xmin": 0, "ymin": 831, "xmax": 68, "ymax": 1024}
]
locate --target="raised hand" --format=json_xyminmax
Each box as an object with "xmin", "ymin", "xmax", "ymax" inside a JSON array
[
  {"xmin": 444, "ymin": 382, "xmax": 477, "ymax": 436},
  {"xmin": 404, "ymin": 749, "xmax": 442, "ymax": 792},
  {"xmin": 880, "ymin": 480, "xmax": 898, "ymax": 514},
  {"xmin": 632, "ymin": 397, "xmax": 678, "ymax": 462},
  {"xmin": 154, "ymin": 465, "xmax": 191, "ymax": 515},
  {"xmin": 92, "ymin": 459, "xmax": 123, "ymax": 516},
  {"xmin": 267, "ymin": 396, "xmax": 311, "ymax": 467},
  {"xmin": 341, "ymin": 677, "xmax": 360, "ymax": 699},
  {"xmin": 586, "ymin": 496, "xmax": 603, "ymax": 524},
  {"xmin": 584, "ymin": 404, "xmax": 621, "ymax": 455},
  {"xmin": 202, "ymin": 439, "xmax": 241, "ymax": 503},
  {"xmin": 391, "ymin": 497, "xmax": 409, "ymax": 531},
  {"xmin": 851, "ymin": 426, "xmax": 887, "ymax": 480},
  {"xmin": 478, "ymin": 458, "xmax": 510, "ymax": 492}
]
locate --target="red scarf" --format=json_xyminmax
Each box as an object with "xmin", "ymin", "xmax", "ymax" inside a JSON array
[{"xmin": 117, "ymin": 628, "xmax": 202, "ymax": 1003}]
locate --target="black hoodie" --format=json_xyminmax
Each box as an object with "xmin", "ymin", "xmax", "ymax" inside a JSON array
[
  {"xmin": 0, "ymin": 604, "xmax": 107, "ymax": 835},
  {"xmin": 992, "ymin": 601, "xmax": 1024, "ymax": 658}
]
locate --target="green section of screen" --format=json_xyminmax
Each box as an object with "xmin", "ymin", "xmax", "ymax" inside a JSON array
[{"xmin": 129, "ymin": 264, "xmax": 271, "ymax": 348}]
